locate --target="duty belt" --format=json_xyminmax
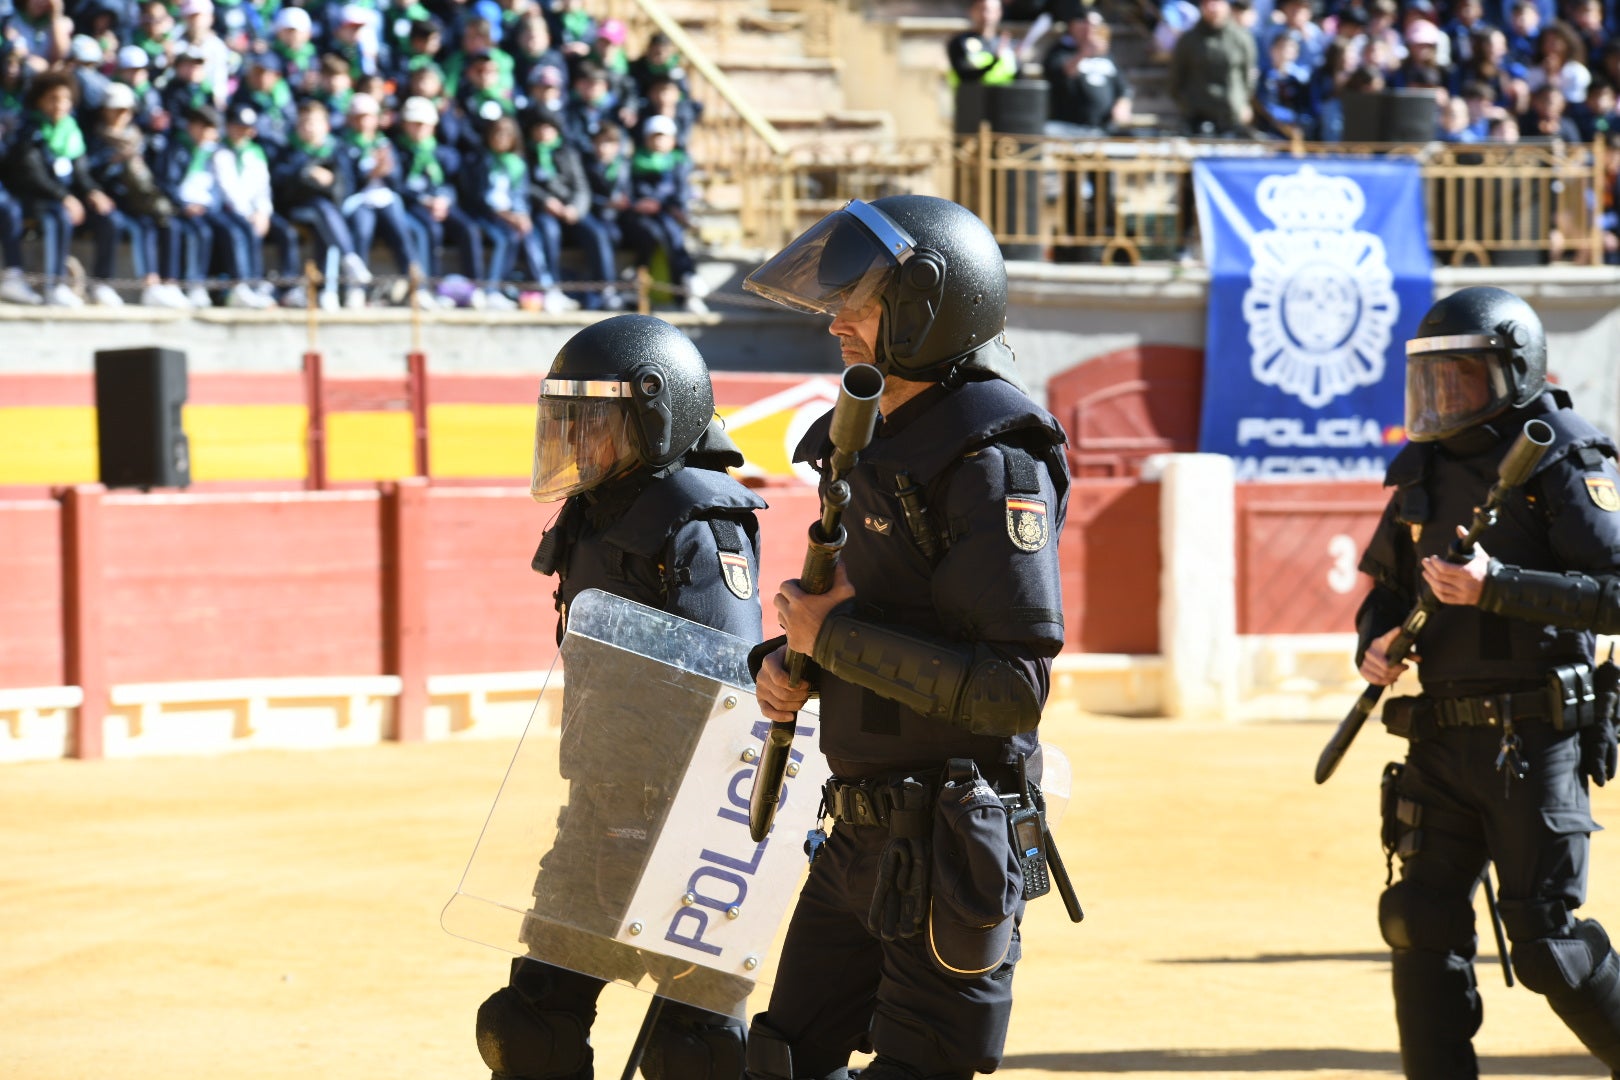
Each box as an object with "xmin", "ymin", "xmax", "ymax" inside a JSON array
[
  {"xmin": 822, "ymin": 777, "xmax": 909, "ymax": 828},
  {"xmin": 1432, "ymin": 690, "xmax": 1551, "ymax": 728}
]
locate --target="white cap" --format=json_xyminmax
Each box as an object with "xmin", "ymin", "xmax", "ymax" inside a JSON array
[
  {"xmin": 179, "ymin": 0, "xmax": 214, "ymax": 16},
  {"xmin": 116, "ymin": 44, "xmax": 149, "ymax": 69},
  {"xmin": 400, "ymin": 95, "xmax": 439, "ymax": 124},
  {"xmin": 70, "ymin": 34, "xmax": 103, "ymax": 63},
  {"xmin": 103, "ymin": 82, "xmax": 137, "ymax": 111},
  {"xmin": 340, "ymin": 3, "xmax": 372, "ymax": 24},
  {"xmin": 642, "ymin": 114, "xmax": 678, "ymax": 138},
  {"xmin": 273, "ymin": 6, "xmax": 312, "ymax": 33},
  {"xmin": 348, "ymin": 92, "xmax": 380, "ymax": 116}
]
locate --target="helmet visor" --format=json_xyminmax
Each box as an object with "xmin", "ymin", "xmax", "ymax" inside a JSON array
[
  {"xmin": 742, "ymin": 200, "xmax": 913, "ymax": 316},
  {"xmin": 530, "ymin": 395, "xmax": 639, "ymax": 503},
  {"xmin": 1405, "ymin": 351, "xmax": 1513, "ymax": 441}
]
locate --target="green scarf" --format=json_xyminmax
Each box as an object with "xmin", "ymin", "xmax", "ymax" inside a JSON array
[
  {"xmin": 345, "ymin": 129, "xmax": 380, "ymax": 152},
  {"xmin": 533, "ymin": 134, "xmax": 561, "ymax": 178},
  {"xmin": 494, "ymin": 151, "xmax": 526, "ymax": 188},
  {"xmin": 227, "ymin": 137, "xmax": 268, "ymax": 171},
  {"xmin": 401, "ymin": 135, "xmax": 443, "ymax": 187},
  {"xmin": 600, "ymin": 157, "xmax": 621, "ymax": 183},
  {"xmin": 38, "ymin": 113, "xmax": 86, "ymax": 161},
  {"xmin": 273, "ymin": 40, "xmax": 315, "ymax": 71},
  {"xmin": 561, "ymin": 9, "xmax": 594, "ymax": 42},
  {"xmin": 631, "ymin": 147, "xmax": 682, "ymax": 175},
  {"xmin": 292, "ymin": 133, "xmax": 333, "ymax": 159},
  {"xmin": 249, "ymin": 82, "xmax": 293, "ymax": 111},
  {"xmin": 180, "ymin": 133, "xmax": 215, "ymax": 181}
]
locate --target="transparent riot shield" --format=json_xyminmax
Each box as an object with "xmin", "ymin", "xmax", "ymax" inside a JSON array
[{"xmin": 442, "ymin": 589, "xmax": 831, "ymax": 1017}]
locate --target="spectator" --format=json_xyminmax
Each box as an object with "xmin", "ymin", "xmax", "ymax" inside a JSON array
[
  {"xmin": 1460, "ymin": 78, "xmax": 1504, "ymax": 137},
  {"xmin": 270, "ymin": 6, "xmax": 321, "ymax": 93},
  {"xmin": 176, "ymin": 0, "xmax": 231, "ymax": 109},
  {"xmin": 0, "ymin": 40, "xmax": 31, "ymax": 145},
  {"xmin": 311, "ymin": 52, "xmax": 355, "ymax": 125},
  {"xmin": 591, "ymin": 16, "xmax": 635, "ymax": 105},
  {"xmin": 0, "ymin": 176, "xmax": 37, "ymax": 302},
  {"xmin": 211, "ymin": 100, "xmax": 278, "ymax": 307},
  {"xmin": 1400, "ymin": 0, "xmax": 1450, "ymax": 66},
  {"xmin": 1044, "ymin": 14, "xmax": 1132, "ymax": 134},
  {"xmin": 946, "ymin": 0, "xmax": 1019, "ymax": 87},
  {"xmin": 1444, "ymin": 0, "xmax": 1491, "ymax": 67},
  {"xmin": 392, "ymin": 94, "xmax": 484, "ymax": 293},
  {"xmin": 1168, "ymin": 0, "xmax": 1259, "ymax": 135},
  {"xmin": 629, "ymin": 31, "xmax": 690, "ymax": 104},
  {"xmin": 67, "ymin": 33, "xmax": 107, "ymax": 111},
  {"xmin": 272, "ymin": 98, "xmax": 371, "ymax": 307},
  {"xmin": 623, "ymin": 112, "xmax": 705, "ymax": 313},
  {"xmin": 112, "ymin": 44, "xmax": 164, "ymax": 134},
  {"xmin": 1599, "ymin": 130, "xmax": 1620, "ymax": 261},
  {"xmin": 1457, "ymin": 27, "xmax": 1530, "ymax": 111},
  {"xmin": 1525, "ymin": 19, "xmax": 1591, "ymax": 104},
  {"xmin": 459, "ymin": 112, "xmax": 568, "ymax": 309},
  {"xmin": 230, "ymin": 51, "xmax": 295, "ymax": 151},
  {"xmin": 1393, "ymin": 19, "xmax": 1446, "ymax": 87},
  {"xmin": 1598, "ymin": 39, "xmax": 1620, "ymax": 91},
  {"xmin": 1440, "ymin": 93, "xmax": 1480, "ymax": 138},
  {"xmin": 11, "ymin": 0, "xmax": 72, "ymax": 71},
  {"xmin": 548, "ymin": 0, "xmax": 596, "ymax": 63},
  {"xmin": 329, "ymin": 4, "xmax": 383, "ymax": 81},
  {"xmin": 444, "ymin": 16, "xmax": 513, "ymax": 98},
  {"xmin": 1263, "ymin": 0, "xmax": 1326, "ymax": 73},
  {"xmin": 1521, "ymin": 81, "xmax": 1582, "ymax": 138},
  {"xmin": 1254, "ymin": 30, "xmax": 1314, "ymax": 136},
  {"xmin": 129, "ymin": 0, "xmax": 175, "ymax": 78},
  {"xmin": 508, "ymin": 9, "xmax": 566, "ymax": 100},
  {"xmin": 1505, "ymin": 0, "xmax": 1541, "ymax": 64},
  {"xmin": 405, "ymin": 61, "xmax": 471, "ymax": 152},
  {"xmin": 638, "ymin": 74, "xmax": 697, "ymax": 147},
  {"xmin": 161, "ymin": 45, "xmax": 215, "ymax": 122},
  {"xmin": 1309, "ymin": 36, "xmax": 1358, "ymax": 138},
  {"xmin": 525, "ymin": 105, "xmax": 617, "ymax": 309},
  {"xmin": 583, "ymin": 118, "xmax": 629, "ymax": 255},
  {"xmin": 153, "ymin": 102, "xmax": 222, "ymax": 307},
  {"xmin": 1152, "ymin": 0, "xmax": 1201, "ymax": 63},
  {"xmin": 455, "ymin": 49, "xmax": 516, "ymax": 147},
  {"xmin": 7, "ymin": 68, "xmax": 114, "ymax": 305},
  {"xmin": 1578, "ymin": 75, "xmax": 1618, "ymax": 138},
  {"xmin": 392, "ymin": 18, "xmax": 444, "ymax": 86},
  {"xmin": 1363, "ymin": 0, "xmax": 1406, "ymax": 70},
  {"xmin": 337, "ymin": 92, "xmax": 423, "ymax": 284},
  {"xmin": 562, "ymin": 59, "xmax": 622, "ymax": 153},
  {"xmin": 86, "ymin": 80, "xmax": 188, "ymax": 306}
]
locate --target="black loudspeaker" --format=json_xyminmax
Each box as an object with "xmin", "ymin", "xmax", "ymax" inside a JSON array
[
  {"xmin": 984, "ymin": 80, "xmax": 1049, "ymax": 261},
  {"xmin": 94, "ymin": 347, "xmax": 191, "ymax": 489},
  {"xmin": 1342, "ymin": 89, "xmax": 1440, "ymax": 142}
]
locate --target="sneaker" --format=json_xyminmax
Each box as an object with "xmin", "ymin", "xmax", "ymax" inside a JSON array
[
  {"xmin": 683, "ymin": 294, "xmax": 710, "ymax": 315},
  {"xmin": 185, "ymin": 284, "xmax": 212, "ymax": 309},
  {"xmin": 340, "ymin": 252, "xmax": 373, "ymax": 285},
  {"xmin": 226, "ymin": 281, "xmax": 272, "ymax": 309},
  {"xmin": 343, "ymin": 285, "xmax": 368, "ymax": 310},
  {"xmin": 600, "ymin": 286, "xmax": 625, "ymax": 311},
  {"xmin": 280, "ymin": 284, "xmax": 309, "ymax": 309},
  {"xmin": 318, "ymin": 288, "xmax": 341, "ymax": 312},
  {"xmin": 90, "ymin": 282, "xmax": 124, "ymax": 306},
  {"xmin": 467, "ymin": 287, "xmax": 488, "ymax": 310},
  {"xmin": 253, "ymin": 280, "xmax": 278, "ymax": 302},
  {"xmin": 480, "ymin": 288, "xmax": 517, "ymax": 311},
  {"xmin": 0, "ymin": 267, "xmax": 41, "ymax": 305},
  {"xmin": 685, "ymin": 272, "xmax": 712, "ymax": 299},
  {"xmin": 140, "ymin": 283, "xmax": 190, "ymax": 309},
  {"xmin": 542, "ymin": 287, "xmax": 580, "ymax": 313},
  {"xmin": 46, "ymin": 282, "xmax": 84, "ymax": 307}
]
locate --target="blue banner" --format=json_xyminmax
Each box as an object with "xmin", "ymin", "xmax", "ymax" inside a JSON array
[{"xmin": 1191, "ymin": 157, "xmax": 1431, "ymax": 480}]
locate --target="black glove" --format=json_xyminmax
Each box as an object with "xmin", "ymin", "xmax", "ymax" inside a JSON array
[
  {"xmin": 867, "ymin": 779, "xmax": 931, "ymax": 941},
  {"xmin": 1582, "ymin": 719, "xmax": 1619, "ymax": 786}
]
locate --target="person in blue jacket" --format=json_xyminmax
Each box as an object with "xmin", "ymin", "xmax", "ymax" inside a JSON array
[{"xmin": 621, "ymin": 113, "xmax": 705, "ymax": 313}]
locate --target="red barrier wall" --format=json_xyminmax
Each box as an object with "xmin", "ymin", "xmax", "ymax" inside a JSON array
[
  {"xmin": 1234, "ymin": 482, "xmax": 1388, "ymax": 635},
  {"xmin": 0, "ymin": 499, "xmax": 65, "ymax": 687}
]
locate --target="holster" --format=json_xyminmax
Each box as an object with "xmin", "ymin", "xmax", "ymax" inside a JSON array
[
  {"xmin": 1548, "ymin": 662, "xmax": 1601, "ymax": 732},
  {"xmin": 1381, "ymin": 696, "xmax": 1432, "ymax": 741}
]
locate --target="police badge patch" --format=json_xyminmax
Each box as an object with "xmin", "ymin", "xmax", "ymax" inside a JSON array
[
  {"xmin": 1006, "ymin": 497, "xmax": 1049, "ymax": 553},
  {"xmin": 1586, "ymin": 476, "xmax": 1620, "ymax": 512},
  {"xmin": 719, "ymin": 551, "xmax": 754, "ymax": 599}
]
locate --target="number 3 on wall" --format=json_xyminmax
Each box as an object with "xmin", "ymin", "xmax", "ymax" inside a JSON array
[{"xmin": 1327, "ymin": 534, "xmax": 1359, "ymax": 595}]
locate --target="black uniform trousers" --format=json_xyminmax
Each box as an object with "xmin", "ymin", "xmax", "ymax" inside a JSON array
[
  {"xmin": 755, "ymin": 821, "xmax": 1021, "ymax": 1078},
  {"xmin": 1383, "ymin": 720, "xmax": 1610, "ymax": 1078}
]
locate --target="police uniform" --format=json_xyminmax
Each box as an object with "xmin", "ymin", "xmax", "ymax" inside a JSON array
[
  {"xmin": 1355, "ymin": 287, "xmax": 1620, "ymax": 1078},
  {"xmin": 739, "ymin": 195, "xmax": 1071, "ymax": 1080},
  {"xmin": 477, "ymin": 314, "xmax": 765, "ymax": 1080}
]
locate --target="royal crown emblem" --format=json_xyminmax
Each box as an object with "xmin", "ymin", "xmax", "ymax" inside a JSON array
[{"xmin": 1241, "ymin": 165, "xmax": 1400, "ymax": 408}]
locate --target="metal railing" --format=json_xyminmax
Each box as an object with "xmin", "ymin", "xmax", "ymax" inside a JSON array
[{"xmin": 732, "ymin": 131, "xmax": 1609, "ymax": 266}]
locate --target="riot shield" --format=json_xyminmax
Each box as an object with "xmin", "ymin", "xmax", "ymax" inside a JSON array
[{"xmin": 442, "ymin": 589, "xmax": 831, "ymax": 1016}]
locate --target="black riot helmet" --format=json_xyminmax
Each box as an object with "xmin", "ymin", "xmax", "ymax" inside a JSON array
[
  {"xmin": 743, "ymin": 194, "xmax": 1009, "ymax": 382},
  {"xmin": 1404, "ymin": 286, "xmax": 1548, "ymax": 442},
  {"xmin": 530, "ymin": 314, "xmax": 716, "ymax": 502}
]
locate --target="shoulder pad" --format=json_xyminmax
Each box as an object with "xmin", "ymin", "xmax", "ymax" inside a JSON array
[
  {"xmin": 870, "ymin": 379, "xmax": 1066, "ymax": 483},
  {"xmin": 602, "ymin": 467, "xmax": 765, "ymax": 558},
  {"xmin": 1523, "ymin": 397, "xmax": 1618, "ymax": 479}
]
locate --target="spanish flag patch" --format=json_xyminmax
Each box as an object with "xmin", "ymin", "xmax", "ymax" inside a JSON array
[
  {"xmin": 719, "ymin": 551, "xmax": 754, "ymax": 599},
  {"xmin": 1586, "ymin": 476, "xmax": 1620, "ymax": 512},
  {"xmin": 1005, "ymin": 497, "xmax": 1049, "ymax": 553}
]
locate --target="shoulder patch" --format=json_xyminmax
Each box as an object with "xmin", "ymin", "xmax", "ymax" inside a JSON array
[
  {"xmin": 1006, "ymin": 497, "xmax": 1049, "ymax": 553},
  {"xmin": 718, "ymin": 551, "xmax": 753, "ymax": 599},
  {"xmin": 1585, "ymin": 476, "xmax": 1620, "ymax": 512}
]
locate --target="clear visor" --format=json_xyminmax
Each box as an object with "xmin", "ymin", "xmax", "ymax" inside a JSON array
[
  {"xmin": 1404, "ymin": 352, "xmax": 1513, "ymax": 441},
  {"xmin": 530, "ymin": 397, "xmax": 639, "ymax": 503},
  {"xmin": 742, "ymin": 202, "xmax": 907, "ymax": 316}
]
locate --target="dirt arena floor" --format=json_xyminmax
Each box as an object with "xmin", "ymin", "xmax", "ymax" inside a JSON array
[{"xmin": 6, "ymin": 710, "xmax": 1620, "ymax": 1080}]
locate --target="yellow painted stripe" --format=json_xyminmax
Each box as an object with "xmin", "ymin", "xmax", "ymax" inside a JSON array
[
  {"xmin": 184, "ymin": 405, "xmax": 307, "ymax": 482},
  {"xmin": 326, "ymin": 411, "xmax": 416, "ymax": 482},
  {"xmin": 0, "ymin": 406, "xmax": 99, "ymax": 484},
  {"xmin": 429, "ymin": 403, "xmax": 532, "ymax": 478}
]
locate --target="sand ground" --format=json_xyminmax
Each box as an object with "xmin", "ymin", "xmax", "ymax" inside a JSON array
[{"xmin": 4, "ymin": 711, "xmax": 1620, "ymax": 1079}]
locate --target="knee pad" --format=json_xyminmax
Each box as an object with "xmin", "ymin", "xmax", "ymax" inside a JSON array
[
  {"xmin": 642, "ymin": 1007, "xmax": 745, "ymax": 1080},
  {"xmin": 1513, "ymin": 919, "xmax": 1614, "ymax": 999},
  {"xmin": 1378, "ymin": 879, "xmax": 1475, "ymax": 953},
  {"xmin": 475, "ymin": 985, "xmax": 590, "ymax": 1079},
  {"xmin": 856, "ymin": 1058, "xmax": 972, "ymax": 1080}
]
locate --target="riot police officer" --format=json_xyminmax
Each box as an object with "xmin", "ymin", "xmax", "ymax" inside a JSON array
[
  {"xmin": 741, "ymin": 194, "xmax": 1071, "ymax": 1080},
  {"xmin": 1357, "ymin": 286, "xmax": 1620, "ymax": 1078},
  {"xmin": 475, "ymin": 314, "xmax": 765, "ymax": 1080}
]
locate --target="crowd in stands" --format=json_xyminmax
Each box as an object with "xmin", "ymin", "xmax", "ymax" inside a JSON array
[
  {"xmin": 0, "ymin": 0, "xmax": 710, "ymax": 310},
  {"xmin": 950, "ymin": 0, "xmax": 1620, "ymax": 148}
]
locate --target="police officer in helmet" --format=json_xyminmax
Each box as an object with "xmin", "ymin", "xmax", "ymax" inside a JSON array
[
  {"xmin": 1357, "ymin": 285, "xmax": 1620, "ymax": 1078},
  {"xmin": 476, "ymin": 314, "xmax": 765, "ymax": 1080},
  {"xmin": 742, "ymin": 194, "xmax": 1071, "ymax": 1080}
]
